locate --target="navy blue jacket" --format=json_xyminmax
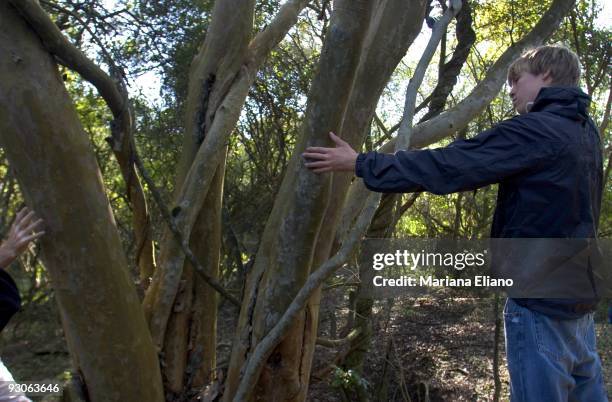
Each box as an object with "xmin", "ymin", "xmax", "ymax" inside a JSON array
[{"xmin": 356, "ymin": 87, "xmax": 604, "ymax": 318}]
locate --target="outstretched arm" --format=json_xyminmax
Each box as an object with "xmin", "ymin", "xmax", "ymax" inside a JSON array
[
  {"xmin": 303, "ymin": 118, "xmax": 561, "ymax": 195},
  {"xmin": 0, "ymin": 207, "xmax": 45, "ymax": 269}
]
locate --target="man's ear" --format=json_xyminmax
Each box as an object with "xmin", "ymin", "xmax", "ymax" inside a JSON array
[{"xmin": 542, "ymin": 70, "xmax": 554, "ymax": 85}]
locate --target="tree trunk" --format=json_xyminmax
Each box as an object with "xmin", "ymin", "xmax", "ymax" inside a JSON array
[
  {"xmin": 142, "ymin": 0, "xmax": 256, "ymax": 349},
  {"xmin": 148, "ymin": 0, "xmax": 312, "ymax": 391},
  {"xmin": 163, "ymin": 154, "xmax": 225, "ymax": 394},
  {"xmin": 0, "ymin": 4, "xmax": 164, "ymax": 401},
  {"xmin": 7, "ymin": 0, "xmax": 157, "ymax": 286},
  {"xmin": 153, "ymin": 0, "xmax": 257, "ymax": 390},
  {"xmin": 224, "ymin": 1, "xmax": 381, "ymax": 400},
  {"xmin": 143, "ymin": 0, "xmax": 310, "ymax": 356},
  {"xmin": 304, "ymin": 1, "xmax": 428, "ymax": 398},
  {"xmin": 224, "ymin": 1, "xmax": 428, "ymax": 400}
]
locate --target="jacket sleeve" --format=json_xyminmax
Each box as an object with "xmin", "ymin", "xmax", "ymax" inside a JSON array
[
  {"xmin": 355, "ymin": 117, "xmax": 560, "ymax": 195},
  {"xmin": 0, "ymin": 269, "xmax": 21, "ymax": 332}
]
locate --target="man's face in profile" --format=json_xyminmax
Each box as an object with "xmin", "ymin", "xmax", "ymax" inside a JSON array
[{"xmin": 509, "ymin": 71, "xmax": 551, "ymax": 114}]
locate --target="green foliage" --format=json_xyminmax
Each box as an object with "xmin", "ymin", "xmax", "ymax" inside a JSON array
[
  {"xmin": 331, "ymin": 365, "xmax": 370, "ymax": 392},
  {"xmin": 224, "ymin": 23, "xmax": 318, "ymax": 265},
  {"xmin": 472, "ymin": 0, "xmax": 552, "ymax": 48}
]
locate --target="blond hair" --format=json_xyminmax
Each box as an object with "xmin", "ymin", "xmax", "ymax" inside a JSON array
[{"xmin": 507, "ymin": 44, "xmax": 581, "ymax": 87}]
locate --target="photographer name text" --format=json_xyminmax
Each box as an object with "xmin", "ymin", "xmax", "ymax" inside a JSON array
[{"xmin": 371, "ymin": 250, "xmax": 513, "ymax": 287}]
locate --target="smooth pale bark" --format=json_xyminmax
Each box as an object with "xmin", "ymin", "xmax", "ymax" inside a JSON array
[
  {"xmin": 150, "ymin": 0, "xmax": 312, "ymax": 389},
  {"xmin": 294, "ymin": 0, "xmax": 428, "ymax": 399},
  {"xmin": 226, "ymin": 0, "xmax": 427, "ymax": 398},
  {"xmin": 331, "ymin": 0, "xmax": 428, "ymax": 248},
  {"xmin": 397, "ymin": 0, "xmax": 462, "ymax": 148},
  {"xmin": 143, "ymin": 0, "xmax": 311, "ymax": 352},
  {"xmin": 338, "ymin": 5, "xmax": 469, "ymax": 359},
  {"xmin": 152, "ymin": 0, "xmax": 311, "ymax": 391},
  {"xmin": 9, "ymin": 0, "xmax": 156, "ymax": 282},
  {"xmin": 223, "ymin": 1, "xmax": 376, "ymax": 400},
  {"xmin": 143, "ymin": 0, "xmax": 255, "ymax": 347},
  {"xmin": 155, "ymin": 0, "xmax": 256, "ymax": 390},
  {"xmin": 341, "ymin": 0, "xmax": 462, "ymax": 382},
  {"xmin": 0, "ymin": 4, "xmax": 163, "ymax": 401},
  {"xmin": 338, "ymin": 0, "xmax": 576, "ymax": 237}
]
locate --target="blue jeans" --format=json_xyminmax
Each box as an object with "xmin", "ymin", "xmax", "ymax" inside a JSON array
[{"xmin": 504, "ymin": 298, "xmax": 609, "ymax": 402}]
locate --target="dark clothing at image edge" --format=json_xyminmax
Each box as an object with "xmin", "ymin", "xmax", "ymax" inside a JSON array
[{"xmin": 0, "ymin": 269, "xmax": 21, "ymax": 331}]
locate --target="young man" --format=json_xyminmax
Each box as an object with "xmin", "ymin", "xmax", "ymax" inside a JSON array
[
  {"xmin": 303, "ymin": 45, "xmax": 608, "ymax": 401},
  {"xmin": 0, "ymin": 207, "xmax": 44, "ymax": 402}
]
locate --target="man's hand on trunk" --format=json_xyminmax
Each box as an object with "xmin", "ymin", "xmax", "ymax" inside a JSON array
[{"xmin": 302, "ymin": 132, "xmax": 358, "ymax": 173}]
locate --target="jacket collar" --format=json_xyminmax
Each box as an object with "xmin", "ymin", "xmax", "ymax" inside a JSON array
[{"xmin": 530, "ymin": 87, "xmax": 591, "ymax": 121}]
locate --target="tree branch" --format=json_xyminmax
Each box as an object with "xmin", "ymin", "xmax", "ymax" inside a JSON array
[
  {"xmin": 132, "ymin": 149, "xmax": 241, "ymax": 307},
  {"xmin": 316, "ymin": 328, "xmax": 362, "ymax": 348},
  {"xmin": 381, "ymin": 0, "xmax": 576, "ymax": 152},
  {"xmin": 419, "ymin": 0, "xmax": 475, "ymax": 123},
  {"xmin": 10, "ymin": 0, "xmax": 125, "ymax": 118},
  {"xmin": 249, "ymin": 0, "xmax": 311, "ymax": 65},
  {"xmin": 396, "ymin": 0, "xmax": 462, "ymax": 150}
]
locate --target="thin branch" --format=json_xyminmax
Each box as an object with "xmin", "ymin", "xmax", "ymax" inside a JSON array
[
  {"xmin": 396, "ymin": 0, "xmax": 462, "ymax": 150},
  {"xmin": 316, "ymin": 328, "xmax": 362, "ymax": 348},
  {"xmin": 599, "ymin": 82, "xmax": 611, "ymax": 135},
  {"xmin": 132, "ymin": 150, "xmax": 240, "ymax": 307}
]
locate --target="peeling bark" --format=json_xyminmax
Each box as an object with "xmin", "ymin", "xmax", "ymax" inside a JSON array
[
  {"xmin": 162, "ymin": 153, "xmax": 225, "ymax": 394},
  {"xmin": 157, "ymin": 0, "xmax": 258, "ymax": 388}
]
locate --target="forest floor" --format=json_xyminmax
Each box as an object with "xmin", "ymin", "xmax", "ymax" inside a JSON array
[
  {"xmin": 309, "ymin": 294, "xmax": 612, "ymax": 401},
  {"xmin": 0, "ymin": 294, "xmax": 610, "ymax": 402}
]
